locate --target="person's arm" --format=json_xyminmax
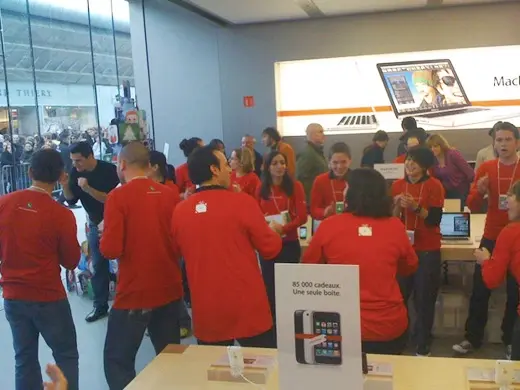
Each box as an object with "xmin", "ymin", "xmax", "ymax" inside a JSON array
[
  {"xmin": 282, "ymin": 181, "xmax": 308, "ymax": 235},
  {"xmin": 58, "ymin": 210, "xmax": 81, "ymax": 270},
  {"xmin": 395, "ymin": 219, "xmax": 418, "ymax": 276},
  {"xmin": 466, "ymin": 164, "xmax": 487, "ymax": 212},
  {"xmin": 481, "ymin": 227, "xmax": 516, "ymax": 289},
  {"xmin": 310, "ymin": 177, "xmax": 327, "ymax": 220},
  {"xmin": 99, "ymin": 192, "xmax": 125, "ymax": 260},
  {"xmin": 284, "ymin": 144, "xmax": 297, "ymax": 177},
  {"xmin": 450, "ymin": 150, "xmax": 475, "ymax": 184},
  {"xmin": 62, "ymin": 172, "xmax": 80, "ymax": 204},
  {"xmin": 80, "ymin": 184, "xmax": 109, "ymax": 204},
  {"xmin": 421, "ymin": 179, "xmax": 444, "ymax": 226},
  {"xmin": 391, "ymin": 182, "xmax": 403, "ymax": 218},
  {"xmin": 242, "ymin": 196, "xmax": 282, "ymax": 260},
  {"xmin": 85, "ymin": 163, "xmax": 120, "ymax": 204},
  {"xmin": 302, "ymin": 220, "xmax": 326, "ymax": 264}
]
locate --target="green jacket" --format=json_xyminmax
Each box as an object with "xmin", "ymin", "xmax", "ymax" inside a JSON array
[{"xmin": 296, "ymin": 142, "xmax": 329, "ymax": 203}]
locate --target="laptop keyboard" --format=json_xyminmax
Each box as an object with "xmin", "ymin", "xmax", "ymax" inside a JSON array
[
  {"xmin": 421, "ymin": 107, "xmax": 488, "ymax": 118},
  {"xmin": 337, "ymin": 114, "xmax": 378, "ymax": 126}
]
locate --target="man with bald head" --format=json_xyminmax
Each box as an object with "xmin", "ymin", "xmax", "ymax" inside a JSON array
[
  {"xmin": 241, "ymin": 134, "xmax": 263, "ymax": 177},
  {"xmin": 100, "ymin": 142, "xmax": 183, "ymax": 390},
  {"xmin": 296, "ymin": 123, "xmax": 328, "ymax": 203}
]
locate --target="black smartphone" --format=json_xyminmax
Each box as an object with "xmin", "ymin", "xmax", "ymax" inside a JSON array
[
  {"xmin": 299, "ymin": 226, "xmax": 308, "ymax": 240},
  {"xmin": 294, "ymin": 310, "xmax": 306, "ymax": 364},
  {"xmin": 362, "ymin": 352, "xmax": 368, "ymax": 375},
  {"xmin": 312, "ymin": 311, "xmax": 342, "ymax": 365}
]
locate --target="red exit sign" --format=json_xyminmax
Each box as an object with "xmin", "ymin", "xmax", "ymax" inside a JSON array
[{"xmin": 243, "ymin": 96, "xmax": 255, "ymax": 108}]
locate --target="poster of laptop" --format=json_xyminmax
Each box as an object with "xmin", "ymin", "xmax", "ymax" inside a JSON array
[{"xmin": 275, "ymin": 45, "xmax": 520, "ymax": 136}]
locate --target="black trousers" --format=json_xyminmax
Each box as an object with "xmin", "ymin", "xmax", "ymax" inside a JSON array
[
  {"xmin": 511, "ymin": 317, "xmax": 520, "ymax": 360},
  {"xmin": 362, "ymin": 331, "xmax": 408, "ymax": 355},
  {"xmin": 399, "ymin": 250, "xmax": 441, "ymax": 350},
  {"xmin": 197, "ymin": 328, "xmax": 276, "ymax": 348},
  {"xmin": 465, "ymin": 237, "xmax": 519, "ymax": 347},
  {"xmin": 260, "ymin": 240, "xmax": 301, "ymax": 322}
]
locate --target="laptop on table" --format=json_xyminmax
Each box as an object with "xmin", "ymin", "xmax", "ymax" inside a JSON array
[
  {"xmin": 376, "ymin": 59, "xmax": 520, "ymax": 128},
  {"xmin": 440, "ymin": 212, "xmax": 472, "ymax": 245}
]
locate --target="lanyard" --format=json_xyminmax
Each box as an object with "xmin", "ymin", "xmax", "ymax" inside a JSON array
[
  {"xmin": 271, "ymin": 188, "xmax": 289, "ymax": 215},
  {"xmin": 330, "ymin": 179, "xmax": 344, "ymax": 203},
  {"xmin": 497, "ymin": 158, "xmax": 519, "ymax": 194},
  {"xmin": 29, "ymin": 186, "xmax": 51, "ymax": 197},
  {"xmin": 404, "ymin": 182, "xmax": 424, "ymax": 230}
]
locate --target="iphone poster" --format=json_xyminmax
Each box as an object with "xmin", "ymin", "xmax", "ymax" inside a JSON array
[{"xmin": 275, "ymin": 264, "xmax": 363, "ymax": 389}]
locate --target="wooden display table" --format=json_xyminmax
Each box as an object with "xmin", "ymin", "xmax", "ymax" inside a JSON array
[{"xmin": 126, "ymin": 345, "xmax": 520, "ymax": 389}]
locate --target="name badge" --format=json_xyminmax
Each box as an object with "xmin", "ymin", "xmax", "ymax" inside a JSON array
[
  {"xmin": 335, "ymin": 202, "xmax": 345, "ymax": 214},
  {"xmin": 358, "ymin": 225, "xmax": 372, "ymax": 237},
  {"xmin": 499, "ymin": 194, "xmax": 509, "ymax": 211},
  {"xmin": 407, "ymin": 230, "xmax": 415, "ymax": 245}
]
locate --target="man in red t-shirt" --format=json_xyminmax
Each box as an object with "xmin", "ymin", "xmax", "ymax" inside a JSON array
[
  {"xmin": 453, "ymin": 122, "xmax": 520, "ymax": 358},
  {"xmin": 392, "ymin": 147, "xmax": 445, "ymax": 357},
  {"xmin": 101, "ymin": 142, "xmax": 183, "ymax": 390},
  {"xmin": 171, "ymin": 145, "xmax": 282, "ymax": 347},
  {"xmin": 0, "ymin": 149, "xmax": 80, "ymax": 390}
]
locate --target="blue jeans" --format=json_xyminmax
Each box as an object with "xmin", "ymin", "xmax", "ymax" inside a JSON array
[
  {"xmin": 104, "ymin": 300, "xmax": 181, "ymax": 390},
  {"xmin": 4, "ymin": 299, "xmax": 79, "ymax": 390},
  {"xmin": 88, "ymin": 221, "xmax": 110, "ymax": 310}
]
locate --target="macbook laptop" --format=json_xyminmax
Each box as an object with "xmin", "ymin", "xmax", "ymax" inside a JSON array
[
  {"xmin": 376, "ymin": 59, "xmax": 520, "ymax": 127},
  {"xmin": 440, "ymin": 212, "xmax": 472, "ymax": 244}
]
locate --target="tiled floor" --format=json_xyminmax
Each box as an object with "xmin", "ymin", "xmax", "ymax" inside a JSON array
[{"xmin": 0, "ymin": 208, "xmax": 507, "ymax": 388}]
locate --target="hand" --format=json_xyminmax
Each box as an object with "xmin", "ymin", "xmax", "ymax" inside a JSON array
[
  {"xmin": 474, "ymin": 248, "xmax": 491, "ymax": 264},
  {"xmin": 59, "ymin": 172, "xmax": 69, "ymax": 186},
  {"xmin": 184, "ymin": 187, "xmax": 195, "ymax": 199},
  {"xmin": 393, "ymin": 194, "xmax": 403, "ymax": 207},
  {"xmin": 269, "ymin": 221, "xmax": 284, "ymax": 235},
  {"xmin": 77, "ymin": 178, "xmax": 89, "ymax": 191},
  {"xmin": 324, "ymin": 204, "xmax": 334, "ymax": 218},
  {"xmin": 232, "ymin": 184, "xmax": 241, "ymax": 193},
  {"xmin": 400, "ymin": 194, "xmax": 418, "ymax": 211},
  {"xmin": 477, "ymin": 175, "xmax": 489, "ymax": 196},
  {"xmin": 43, "ymin": 364, "xmax": 68, "ymax": 390}
]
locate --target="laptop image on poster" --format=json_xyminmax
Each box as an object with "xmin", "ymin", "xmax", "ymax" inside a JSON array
[
  {"xmin": 440, "ymin": 212, "xmax": 472, "ymax": 245},
  {"xmin": 376, "ymin": 59, "xmax": 520, "ymax": 127}
]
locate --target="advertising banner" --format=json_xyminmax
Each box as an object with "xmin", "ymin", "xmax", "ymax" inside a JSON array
[
  {"xmin": 275, "ymin": 263, "xmax": 363, "ymax": 390},
  {"xmin": 276, "ymin": 45, "xmax": 520, "ymax": 136}
]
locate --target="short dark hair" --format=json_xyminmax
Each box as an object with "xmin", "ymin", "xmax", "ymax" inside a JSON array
[
  {"xmin": 262, "ymin": 127, "xmax": 282, "ymax": 142},
  {"xmin": 179, "ymin": 137, "xmax": 202, "ymax": 158},
  {"xmin": 150, "ymin": 151, "xmax": 172, "ymax": 182},
  {"xmin": 493, "ymin": 121, "xmax": 520, "ymax": 140},
  {"xmin": 69, "ymin": 141, "xmax": 93, "ymax": 158},
  {"xmin": 489, "ymin": 121, "xmax": 504, "ymax": 137},
  {"xmin": 260, "ymin": 151, "xmax": 294, "ymax": 200},
  {"xmin": 372, "ymin": 130, "xmax": 389, "ymax": 143},
  {"xmin": 405, "ymin": 128, "xmax": 428, "ymax": 145},
  {"xmin": 402, "ymin": 117, "xmax": 417, "ymax": 131},
  {"xmin": 346, "ymin": 168, "xmax": 392, "ymax": 218},
  {"xmin": 329, "ymin": 142, "xmax": 352, "ymax": 159},
  {"xmin": 30, "ymin": 149, "xmax": 64, "ymax": 184},
  {"xmin": 187, "ymin": 145, "xmax": 221, "ymax": 185},
  {"xmin": 209, "ymin": 139, "xmax": 225, "ymax": 149},
  {"xmin": 406, "ymin": 147, "xmax": 435, "ymax": 170}
]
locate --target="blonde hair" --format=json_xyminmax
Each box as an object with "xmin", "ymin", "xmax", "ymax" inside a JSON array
[
  {"xmin": 233, "ymin": 147, "xmax": 255, "ymax": 174},
  {"xmin": 426, "ymin": 133, "xmax": 451, "ymax": 153}
]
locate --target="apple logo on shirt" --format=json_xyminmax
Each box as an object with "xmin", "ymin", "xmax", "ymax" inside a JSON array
[{"xmin": 195, "ymin": 201, "xmax": 207, "ymax": 214}]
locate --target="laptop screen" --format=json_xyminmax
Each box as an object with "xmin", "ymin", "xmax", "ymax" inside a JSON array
[
  {"xmin": 377, "ymin": 59, "xmax": 470, "ymax": 117},
  {"xmin": 440, "ymin": 212, "xmax": 471, "ymax": 238}
]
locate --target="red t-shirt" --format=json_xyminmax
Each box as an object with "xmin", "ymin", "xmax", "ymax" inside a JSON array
[
  {"xmin": 100, "ymin": 178, "xmax": 183, "ymax": 309},
  {"xmin": 482, "ymin": 222, "xmax": 520, "ymax": 315},
  {"xmin": 175, "ymin": 163, "xmax": 194, "ymax": 195},
  {"xmin": 467, "ymin": 159, "xmax": 520, "ymax": 240},
  {"xmin": 393, "ymin": 154, "xmax": 406, "ymax": 164},
  {"xmin": 163, "ymin": 179, "xmax": 181, "ymax": 204},
  {"xmin": 391, "ymin": 176, "xmax": 445, "ymax": 251},
  {"xmin": 171, "ymin": 187, "xmax": 282, "ymax": 342},
  {"xmin": 255, "ymin": 181, "xmax": 308, "ymax": 241},
  {"xmin": 302, "ymin": 213, "xmax": 418, "ymax": 341},
  {"xmin": 0, "ymin": 190, "xmax": 80, "ymax": 301},
  {"xmin": 230, "ymin": 171, "xmax": 260, "ymax": 198},
  {"xmin": 310, "ymin": 172, "xmax": 348, "ymax": 220}
]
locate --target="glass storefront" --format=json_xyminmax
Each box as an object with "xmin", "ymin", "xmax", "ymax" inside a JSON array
[{"xmin": 0, "ymin": 0, "xmax": 139, "ymax": 194}]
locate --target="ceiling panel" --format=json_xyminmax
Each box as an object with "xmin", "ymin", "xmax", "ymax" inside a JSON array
[
  {"xmin": 187, "ymin": 0, "xmax": 309, "ymax": 23},
  {"xmin": 315, "ymin": 0, "xmax": 426, "ymax": 15}
]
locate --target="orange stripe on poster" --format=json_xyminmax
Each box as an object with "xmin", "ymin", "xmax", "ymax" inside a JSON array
[{"xmin": 277, "ymin": 99, "xmax": 520, "ymax": 117}]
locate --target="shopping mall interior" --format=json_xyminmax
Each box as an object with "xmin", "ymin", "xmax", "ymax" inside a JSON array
[{"xmin": 1, "ymin": 0, "xmax": 520, "ymax": 389}]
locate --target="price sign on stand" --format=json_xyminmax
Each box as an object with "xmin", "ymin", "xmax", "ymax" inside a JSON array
[
  {"xmin": 374, "ymin": 163, "xmax": 405, "ymax": 180},
  {"xmin": 275, "ymin": 264, "xmax": 364, "ymax": 390}
]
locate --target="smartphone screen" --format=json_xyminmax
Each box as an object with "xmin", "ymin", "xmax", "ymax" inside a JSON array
[
  {"xmin": 312, "ymin": 312, "xmax": 342, "ymax": 365},
  {"xmin": 299, "ymin": 226, "xmax": 308, "ymax": 240}
]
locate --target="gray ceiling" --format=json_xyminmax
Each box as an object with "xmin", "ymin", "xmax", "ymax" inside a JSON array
[{"xmin": 1, "ymin": 8, "xmax": 134, "ymax": 86}]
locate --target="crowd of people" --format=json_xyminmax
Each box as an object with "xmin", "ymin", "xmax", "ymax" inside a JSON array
[{"xmin": 1, "ymin": 118, "xmax": 520, "ymax": 390}]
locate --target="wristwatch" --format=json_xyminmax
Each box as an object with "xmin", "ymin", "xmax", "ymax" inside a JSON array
[{"xmin": 414, "ymin": 205, "xmax": 422, "ymax": 214}]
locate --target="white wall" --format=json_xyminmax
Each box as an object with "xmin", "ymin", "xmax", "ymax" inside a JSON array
[{"xmin": 129, "ymin": 0, "xmax": 224, "ymax": 165}]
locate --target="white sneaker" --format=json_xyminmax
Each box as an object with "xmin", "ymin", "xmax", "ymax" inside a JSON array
[
  {"xmin": 452, "ymin": 340, "xmax": 474, "ymax": 355},
  {"xmin": 506, "ymin": 345, "xmax": 512, "ymax": 360}
]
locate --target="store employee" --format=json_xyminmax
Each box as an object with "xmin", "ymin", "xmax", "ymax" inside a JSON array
[{"xmin": 62, "ymin": 141, "xmax": 120, "ymax": 323}]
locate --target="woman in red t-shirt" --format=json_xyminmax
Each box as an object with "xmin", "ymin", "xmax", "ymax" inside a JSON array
[
  {"xmin": 176, "ymin": 137, "xmax": 204, "ymax": 199},
  {"xmin": 149, "ymin": 151, "xmax": 180, "ymax": 201},
  {"xmin": 229, "ymin": 147, "xmax": 260, "ymax": 198},
  {"xmin": 256, "ymin": 151, "xmax": 307, "ymax": 328},
  {"xmin": 391, "ymin": 147, "xmax": 445, "ymax": 357},
  {"xmin": 304, "ymin": 168, "xmax": 418, "ymax": 355}
]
